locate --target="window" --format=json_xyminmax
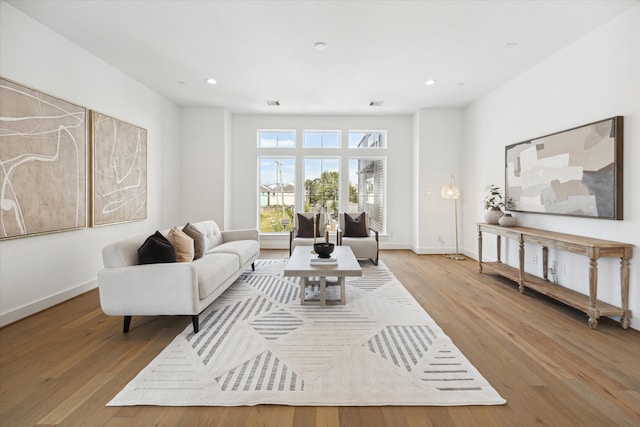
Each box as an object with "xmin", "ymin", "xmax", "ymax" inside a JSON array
[
  {"xmin": 257, "ymin": 129, "xmax": 387, "ymax": 234},
  {"xmin": 259, "ymin": 157, "xmax": 295, "ymax": 232},
  {"xmin": 258, "ymin": 130, "xmax": 296, "ymax": 148},
  {"xmin": 349, "ymin": 158, "xmax": 385, "ymax": 232},
  {"xmin": 303, "ymin": 131, "xmax": 340, "ymax": 148},
  {"xmin": 348, "ymin": 131, "xmax": 386, "ymax": 148},
  {"xmin": 304, "ymin": 158, "xmax": 340, "ymax": 221}
]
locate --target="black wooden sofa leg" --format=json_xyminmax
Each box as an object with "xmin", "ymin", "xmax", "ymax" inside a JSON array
[
  {"xmin": 192, "ymin": 315, "xmax": 200, "ymax": 333},
  {"xmin": 251, "ymin": 262, "xmax": 255, "ymax": 271},
  {"xmin": 123, "ymin": 316, "xmax": 132, "ymax": 333}
]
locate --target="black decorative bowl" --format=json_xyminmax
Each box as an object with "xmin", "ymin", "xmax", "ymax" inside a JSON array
[{"xmin": 314, "ymin": 243, "xmax": 335, "ymax": 258}]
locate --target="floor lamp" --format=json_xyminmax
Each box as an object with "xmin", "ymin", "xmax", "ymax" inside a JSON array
[{"xmin": 441, "ymin": 175, "xmax": 465, "ymax": 260}]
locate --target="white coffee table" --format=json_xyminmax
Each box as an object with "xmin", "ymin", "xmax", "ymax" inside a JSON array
[{"xmin": 284, "ymin": 246, "xmax": 362, "ymax": 306}]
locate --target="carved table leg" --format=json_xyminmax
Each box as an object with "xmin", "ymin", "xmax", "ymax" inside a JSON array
[
  {"xmin": 518, "ymin": 238, "xmax": 525, "ymax": 293},
  {"xmin": 588, "ymin": 258, "xmax": 599, "ymax": 329},
  {"xmin": 621, "ymin": 257, "xmax": 631, "ymax": 329},
  {"xmin": 477, "ymin": 228, "xmax": 483, "ymax": 273},
  {"xmin": 542, "ymin": 246, "xmax": 548, "ymax": 280}
]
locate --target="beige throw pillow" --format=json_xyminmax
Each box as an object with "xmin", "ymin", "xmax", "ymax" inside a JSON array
[{"xmin": 166, "ymin": 227, "xmax": 195, "ymax": 262}]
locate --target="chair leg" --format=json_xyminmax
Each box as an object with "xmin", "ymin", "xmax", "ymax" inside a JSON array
[
  {"xmin": 123, "ymin": 316, "xmax": 132, "ymax": 333},
  {"xmin": 251, "ymin": 262, "xmax": 255, "ymax": 271},
  {"xmin": 192, "ymin": 315, "xmax": 200, "ymax": 333}
]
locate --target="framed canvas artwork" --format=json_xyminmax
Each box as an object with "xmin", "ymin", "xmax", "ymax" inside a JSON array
[
  {"xmin": 90, "ymin": 111, "xmax": 147, "ymax": 226},
  {"xmin": 0, "ymin": 77, "xmax": 87, "ymax": 239},
  {"xmin": 505, "ymin": 116, "xmax": 623, "ymax": 219}
]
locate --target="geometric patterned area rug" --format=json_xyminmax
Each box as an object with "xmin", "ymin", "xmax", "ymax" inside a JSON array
[{"xmin": 108, "ymin": 259, "xmax": 506, "ymax": 406}]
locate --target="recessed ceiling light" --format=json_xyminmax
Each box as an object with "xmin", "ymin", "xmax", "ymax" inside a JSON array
[
  {"xmin": 369, "ymin": 101, "xmax": 384, "ymax": 107},
  {"xmin": 425, "ymin": 79, "xmax": 437, "ymax": 86},
  {"xmin": 504, "ymin": 42, "xmax": 518, "ymax": 48},
  {"xmin": 314, "ymin": 41, "xmax": 327, "ymax": 51},
  {"xmin": 206, "ymin": 77, "xmax": 217, "ymax": 85},
  {"xmin": 266, "ymin": 100, "xmax": 281, "ymax": 106}
]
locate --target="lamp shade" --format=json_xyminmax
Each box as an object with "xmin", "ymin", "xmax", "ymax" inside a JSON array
[
  {"xmin": 441, "ymin": 175, "xmax": 460, "ymax": 199},
  {"xmin": 441, "ymin": 184, "xmax": 460, "ymax": 199}
]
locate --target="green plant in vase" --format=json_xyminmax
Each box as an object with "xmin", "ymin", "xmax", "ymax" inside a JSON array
[{"xmin": 483, "ymin": 185, "xmax": 514, "ymax": 224}]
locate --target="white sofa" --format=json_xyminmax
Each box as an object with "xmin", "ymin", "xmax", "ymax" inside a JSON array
[{"xmin": 97, "ymin": 220, "xmax": 259, "ymax": 333}]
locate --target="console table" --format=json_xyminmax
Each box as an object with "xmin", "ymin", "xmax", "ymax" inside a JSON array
[{"xmin": 477, "ymin": 223, "xmax": 633, "ymax": 329}]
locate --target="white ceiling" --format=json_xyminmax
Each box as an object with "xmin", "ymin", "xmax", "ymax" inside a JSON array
[{"xmin": 8, "ymin": 0, "xmax": 638, "ymax": 115}]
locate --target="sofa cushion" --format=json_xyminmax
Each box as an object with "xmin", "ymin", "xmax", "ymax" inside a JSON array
[
  {"xmin": 297, "ymin": 213, "xmax": 321, "ymax": 238},
  {"xmin": 166, "ymin": 227, "xmax": 195, "ymax": 262},
  {"xmin": 195, "ymin": 253, "xmax": 240, "ymax": 299},
  {"xmin": 192, "ymin": 220, "xmax": 224, "ymax": 251},
  {"xmin": 208, "ymin": 240, "xmax": 259, "ymax": 266},
  {"xmin": 138, "ymin": 231, "xmax": 177, "ymax": 265},
  {"xmin": 182, "ymin": 222, "xmax": 206, "ymax": 260},
  {"xmin": 343, "ymin": 212, "xmax": 369, "ymax": 237}
]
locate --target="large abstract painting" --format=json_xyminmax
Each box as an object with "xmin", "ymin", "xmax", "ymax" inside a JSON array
[
  {"xmin": 505, "ymin": 116, "xmax": 623, "ymax": 219},
  {"xmin": 0, "ymin": 78, "xmax": 87, "ymax": 240},
  {"xmin": 91, "ymin": 111, "xmax": 147, "ymax": 226}
]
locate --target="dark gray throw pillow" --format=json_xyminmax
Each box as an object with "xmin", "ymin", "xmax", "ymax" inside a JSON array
[
  {"xmin": 138, "ymin": 231, "xmax": 177, "ymax": 265},
  {"xmin": 297, "ymin": 213, "xmax": 321, "ymax": 238},
  {"xmin": 343, "ymin": 212, "xmax": 369, "ymax": 237},
  {"xmin": 182, "ymin": 222, "xmax": 206, "ymax": 260}
]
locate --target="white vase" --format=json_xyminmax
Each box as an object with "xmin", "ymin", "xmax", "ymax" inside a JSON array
[
  {"xmin": 484, "ymin": 207, "xmax": 504, "ymax": 224},
  {"xmin": 498, "ymin": 213, "xmax": 516, "ymax": 227}
]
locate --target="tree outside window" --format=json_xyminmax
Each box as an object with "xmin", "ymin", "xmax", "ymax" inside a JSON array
[{"xmin": 304, "ymin": 158, "xmax": 339, "ymax": 221}]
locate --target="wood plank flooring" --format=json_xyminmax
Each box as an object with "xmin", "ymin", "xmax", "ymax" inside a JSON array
[{"xmin": 1, "ymin": 250, "xmax": 638, "ymax": 426}]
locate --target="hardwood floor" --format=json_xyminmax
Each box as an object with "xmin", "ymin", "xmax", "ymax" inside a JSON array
[{"xmin": 1, "ymin": 250, "xmax": 638, "ymax": 426}]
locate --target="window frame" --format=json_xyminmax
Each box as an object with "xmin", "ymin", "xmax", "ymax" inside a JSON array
[
  {"xmin": 257, "ymin": 156, "xmax": 296, "ymax": 233},
  {"xmin": 303, "ymin": 156, "xmax": 341, "ymax": 221},
  {"xmin": 303, "ymin": 130, "xmax": 341, "ymax": 149},
  {"xmin": 348, "ymin": 156, "xmax": 387, "ymax": 233},
  {"xmin": 257, "ymin": 129, "xmax": 296, "ymax": 148},
  {"xmin": 348, "ymin": 130, "xmax": 387, "ymax": 149}
]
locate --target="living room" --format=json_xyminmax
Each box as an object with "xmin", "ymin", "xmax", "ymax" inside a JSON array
[{"xmin": 1, "ymin": 1, "xmax": 639, "ymax": 425}]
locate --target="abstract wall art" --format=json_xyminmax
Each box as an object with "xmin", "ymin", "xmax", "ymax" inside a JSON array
[
  {"xmin": 90, "ymin": 111, "xmax": 147, "ymax": 226},
  {"xmin": 0, "ymin": 77, "xmax": 87, "ymax": 240},
  {"xmin": 505, "ymin": 116, "xmax": 623, "ymax": 219}
]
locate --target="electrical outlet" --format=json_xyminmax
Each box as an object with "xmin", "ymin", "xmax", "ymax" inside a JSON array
[
  {"xmin": 532, "ymin": 255, "xmax": 538, "ymax": 264},
  {"xmin": 437, "ymin": 235, "xmax": 444, "ymax": 245}
]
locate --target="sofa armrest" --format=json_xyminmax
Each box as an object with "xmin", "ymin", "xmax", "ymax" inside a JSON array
[
  {"xmin": 221, "ymin": 228, "xmax": 259, "ymax": 243},
  {"xmin": 97, "ymin": 263, "xmax": 200, "ymax": 315}
]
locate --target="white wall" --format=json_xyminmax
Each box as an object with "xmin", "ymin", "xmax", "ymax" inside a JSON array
[
  {"xmin": 0, "ymin": 2, "xmax": 181, "ymax": 326},
  {"xmin": 412, "ymin": 109, "xmax": 463, "ymax": 254},
  {"xmin": 230, "ymin": 115, "xmax": 413, "ymax": 249},
  {"xmin": 179, "ymin": 107, "xmax": 228, "ymax": 225},
  {"xmin": 461, "ymin": 5, "xmax": 640, "ymax": 329}
]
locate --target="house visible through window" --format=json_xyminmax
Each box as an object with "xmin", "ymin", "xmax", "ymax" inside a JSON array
[
  {"xmin": 348, "ymin": 131, "xmax": 386, "ymax": 148},
  {"xmin": 258, "ymin": 157, "xmax": 295, "ymax": 232},
  {"xmin": 349, "ymin": 158, "xmax": 385, "ymax": 232}
]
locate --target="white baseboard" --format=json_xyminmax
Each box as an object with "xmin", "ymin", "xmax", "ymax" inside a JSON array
[{"xmin": 0, "ymin": 280, "xmax": 97, "ymax": 328}]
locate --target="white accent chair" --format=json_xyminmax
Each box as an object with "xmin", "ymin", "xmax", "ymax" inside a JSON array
[
  {"xmin": 289, "ymin": 212, "xmax": 327, "ymax": 255},
  {"xmin": 337, "ymin": 212, "xmax": 379, "ymax": 265}
]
